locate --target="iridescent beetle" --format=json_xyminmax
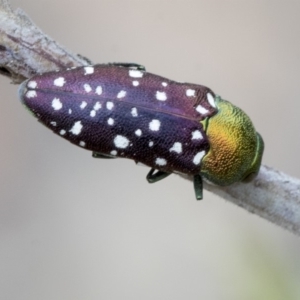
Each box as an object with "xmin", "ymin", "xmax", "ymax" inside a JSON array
[{"xmin": 18, "ymin": 63, "xmax": 264, "ymax": 200}]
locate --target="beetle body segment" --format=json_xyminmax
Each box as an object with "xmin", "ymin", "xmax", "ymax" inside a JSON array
[{"xmin": 18, "ymin": 64, "xmax": 264, "ymax": 199}]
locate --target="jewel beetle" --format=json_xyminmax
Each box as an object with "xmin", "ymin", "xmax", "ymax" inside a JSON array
[{"xmin": 18, "ymin": 63, "xmax": 264, "ymax": 200}]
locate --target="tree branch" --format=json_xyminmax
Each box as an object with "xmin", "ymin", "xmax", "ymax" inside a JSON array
[
  {"xmin": 181, "ymin": 165, "xmax": 300, "ymax": 235},
  {"xmin": 1, "ymin": 0, "xmax": 299, "ymax": 236},
  {"xmin": 0, "ymin": 0, "xmax": 87, "ymax": 83}
]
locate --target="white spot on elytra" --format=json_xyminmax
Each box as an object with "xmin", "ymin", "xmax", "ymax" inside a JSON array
[
  {"xmin": 114, "ymin": 135, "xmax": 130, "ymax": 149},
  {"xmin": 131, "ymin": 107, "xmax": 138, "ymax": 117},
  {"xmin": 155, "ymin": 158, "xmax": 167, "ymax": 166},
  {"xmin": 193, "ymin": 151, "xmax": 205, "ymax": 165},
  {"xmin": 149, "ymin": 141, "xmax": 154, "ymax": 147},
  {"xmin": 107, "ymin": 118, "xmax": 114, "ymax": 125},
  {"xmin": 54, "ymin": 77, "xmax": 65, "ymax": 87},
  {"xmin": 69, "ymin": 121, "xmax": 83, "ymax": 135},
  {"xmin": 94, "ymin": 102, "xmax": 101, "ymax": 110},
  {"xmin": 106, "ymin": 101, "xmax": 114, "ymax": 110},
  {"xmin": 84, "ymin": 66, "xmax": 94, "ymax": 75},
  {"xmin": 129, "ymin": 69, "xmax": 143, "ymax": 78},
  {"xmin": 80, "ymin": 101, "xmax": 87, "ymax": 109},
  {"xmin": 156, "ymin": 91, "xmax": 167, "ymax": 101},
  {"xmin": 196, "ymin": 105, "xmax": 209, "ymax": 114},
  {"xmin": 117, "ymin": 90, "xmax": 127, "ymax": 98},
  {"xmin": 84, "ymin": 83, "xmax": 92, "ymax": 93},
  {"xmin": 95, "ymin": 86, "xmax": 102, "ymax": 95},
  {"xmin": 50, "ymin": 121, "xmax": 57, "ymax": 126},
  {"xmin": 79, "ymin": 141, "xmax": 86, "ymax": 147},
  {"xmin": 207, "ymin": 93, "xmax": 216, "ymax": 108},
  {"xmin": 68, "ymin": 109, "xmax": 72, "ymax": 114},
  {"xmin": 149, "ymin": 119, "xmax": 161, "ymax": 131},
  {"xmin": 186, "ymin": 89, "xmax": 196, "ymax": 97},
  {"xmin": 52, "ymin": 98, "xmax": 62, "ymax": 110},
  {"xmin": 110, "ymin": 150, "xmax": 117, "ymax": 156},
  {"xmin": 192, "ymin": 130, "xmax": 203, "ymax": 140},
  {"xmin": 59, "ymin": 129, "xmax": 66, "ymax": 135},
  {"xmin": 28, "ymin": 81, "xmax": 37, "ymax": 89},
  {"xmin": 162, "ymin": 82, "xmax": 168, "ymax": 87},
  {"xmin": 169, "ymin": 142, "xmax": 182, "ymax": 154},
  {"xmin": 26, "ymin": 91, "xmax": 37, "ymax": 98},
  {"xmin": 132, "ymin": 81, "xmax": 139, "ymax": 86},
  {"xmin": 90, "ymin": 110, "xmax": 96, "ymax": 117},
  {"xmin": 135, "ymin": 129, "xmax": 142, "ymax": 136}
]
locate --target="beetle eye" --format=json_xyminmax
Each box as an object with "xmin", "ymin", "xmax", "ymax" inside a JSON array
[{"xmin": 242, "ymin": 172, "xmax": 257, "ymax": 183}]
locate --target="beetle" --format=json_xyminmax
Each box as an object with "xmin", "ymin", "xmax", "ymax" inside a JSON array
[{"xmin": 18, "ymin": 63, "xmax": 264, "ymax": 200}]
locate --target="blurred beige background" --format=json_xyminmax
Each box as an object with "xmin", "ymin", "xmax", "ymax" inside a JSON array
[{"xmin": 1, "ymin": 1, "xmax": 300, "ymax": 299}]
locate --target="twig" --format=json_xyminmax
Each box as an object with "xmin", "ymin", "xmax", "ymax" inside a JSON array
[
  {"xmin": 1, "ymin": 0, "xmax": 299, "ymax": 236},
  {"xmin": 180, "ymin": 165, "xmax": 300, "ymax": 235},
  {"xmin": 0, "ymin": 0, "xmax": 87, "ymax": 83}
]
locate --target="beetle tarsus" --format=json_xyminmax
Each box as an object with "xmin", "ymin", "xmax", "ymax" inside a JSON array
[
  {"xmin": 77, "ymin": 54, "xmax": 93, "ymax": 65},
  {"xmin": 109, "ymin": 62, "xmax": 146, "ymax": 71},
  {"xmin": 146, "ymin": 168, "xmax": 171, "ymax": 183},
  {"xmin": 92, "ymin": 152, "xmax": 116, "ymax": 159},
  {"xmin": 193, "ymin": 174, "xmax": 203, "ymax": 200}
]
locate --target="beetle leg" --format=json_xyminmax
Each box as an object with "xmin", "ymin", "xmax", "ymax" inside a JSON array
[
  {"xmin": 109, "ymin": 62, "xmax": 146, "ymax": 71},
  {"xmin": 77, "ymin": 54, "xmax": 92, "ymax": 65},
  {"xmin": 146, "ymin": 168, "xmax": 171, "ymax": 183},
  {"xmin": 92, "ymin": 152, "xmax": 116, "ymax": 159},
  {"xmin": 193, "ymin": 174, "xmax": 203, "ymax": 200}
]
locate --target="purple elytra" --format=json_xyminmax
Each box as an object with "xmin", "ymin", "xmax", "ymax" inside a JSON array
[{"xmin": 19, "ymin": 64, "xmax": 217, "ymax": 175}]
